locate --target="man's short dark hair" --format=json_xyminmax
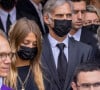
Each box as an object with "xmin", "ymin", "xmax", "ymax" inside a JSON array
[
  {"xmin": 73, "ymin": 62, "xmax": 100, "ymax": 83},
  {"xmin": 70, "ymin": 0, "xmax": 86, "ymax": 2},
  {"xmin": 70, "ymin": 0, "xmax": 87, "ymax": 5}
]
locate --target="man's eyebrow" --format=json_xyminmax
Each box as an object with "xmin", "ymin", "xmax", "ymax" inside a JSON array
[{"xmin": 55, "ymin": 13, "xmax": 72, "ymax": 16}]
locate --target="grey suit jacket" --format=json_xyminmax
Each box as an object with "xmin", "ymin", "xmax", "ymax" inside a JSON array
[{"xmin": 41, "ymin": 35, "xmax": 94, "ymax": 90}]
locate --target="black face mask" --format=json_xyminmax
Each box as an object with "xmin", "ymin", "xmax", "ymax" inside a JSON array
[
  {"xmin": 17, "ymin": 46, "xmax": 38, "ymax": 60},
  {"xmin": 82, "ymin": 24, "xmax": 99, "ymax": 33},
  {"xmin": 53, "ymin": 19, "xmax": 72, "ymax": 37},
  {"xmin": 0, "ymin": 0, "xmax": 16, "ymax": 11}
]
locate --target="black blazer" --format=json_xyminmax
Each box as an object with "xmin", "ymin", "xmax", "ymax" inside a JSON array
[
  {"xmin": 41, "ymin": 35, "xmax": 94, "ymax": 90},
  {"xmin": 16, "ymin": 0, "xmax": 48, "ymax": 35},
  {"xmin": 80, "ymin": 29, "xmax": 100, "ymax": 63}
]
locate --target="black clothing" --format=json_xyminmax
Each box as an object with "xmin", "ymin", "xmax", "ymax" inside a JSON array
[{"xmin": 17, "ymin": 66, "xmax": 38, "ymax": 90}]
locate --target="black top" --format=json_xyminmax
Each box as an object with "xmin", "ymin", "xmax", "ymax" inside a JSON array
[{"xmin": 17, "ymin": 66, "xmax": 38, "ymax": 90}]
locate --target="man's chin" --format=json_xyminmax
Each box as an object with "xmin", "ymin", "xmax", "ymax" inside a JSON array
[{"xmin": 74, "ymin": 25, "xmax": 82, "ymax": 30}]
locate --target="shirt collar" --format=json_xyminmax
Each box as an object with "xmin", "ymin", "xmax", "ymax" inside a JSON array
[
  {"xmin": 9, "ymin": 7, "xmax": 16, "ymax": 18},
  {"xmin": 0, "ymin": 6, "xmax": 16, "ymax": 16},
  {"xmin": 0, "ymin": 8, "xmax": 8, "ymax": 20},
  {"xmin": 68, "ymin": 28, "xmax": 82, "ymax": 41},
  {"xmin": 48, "ymin": 34, "xmax": 69, "ymax": 48},
  {"xmin": 0, "ymin": 7, "xmax": 16, "ymax": 22}
]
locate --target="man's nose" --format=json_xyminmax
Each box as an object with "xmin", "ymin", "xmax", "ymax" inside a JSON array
[
  {"xmin": 5, "ymin": 56, "xmax": 11, "ymax": 64},
  {"xmin": 77, "ymin": 11, "xmax": 82, "ymax": 19},
  {"xmin": 63, "ymin": 15, "xmax": 68, "ymax": 20},
  {"xmin": 89, "ymin": 85, "xmax": 94, "ymax": 90}
]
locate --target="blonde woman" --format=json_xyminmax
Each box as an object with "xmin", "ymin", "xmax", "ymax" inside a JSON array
[
  {"xmin": 6, "ymin": 18, "xmax": 44, "ymax": 90},
  {"xmin": 83, "ymin": 5, "xmax": 100, "ymax": 33}
]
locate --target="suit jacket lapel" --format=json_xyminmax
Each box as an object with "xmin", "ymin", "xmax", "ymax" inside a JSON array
[
  {"xmin": 64, "ymin": 38, "xmax": 79, "ymax": 90},
  {"xmin": 16, "ymin": 10, "xmax": 22, "ymax": 20},
  {"xmin": 80, "ymin": 29, "xmax": 87, "ymax": 42},
  {"xmin": 26, "ymin": 1, "xmax": 45, "ymax": 34},
  {"xmin": 25, "ymin": 0, "xmax": 40, "ymax": 20},
  {"xmin": 42, "ymin": 35, "xmax": 61, "ymax": 88},
  {"xmin": 80, "ymin": 29, "xmax": 98, "ymax": 46}
]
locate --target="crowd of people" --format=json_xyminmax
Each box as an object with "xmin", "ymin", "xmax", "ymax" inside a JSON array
[{"xmin": 0, "ymin": 0, "xmax": 100, "ymax": 90}]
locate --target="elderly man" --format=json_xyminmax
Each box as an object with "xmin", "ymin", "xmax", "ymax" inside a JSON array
[
  {"xmin": 41, "ymin": 0, "xmax": 94, "ymax": 90},
  {"xmin": 0, "ymin": 30, "xmax": 13, "ymax": 90}
]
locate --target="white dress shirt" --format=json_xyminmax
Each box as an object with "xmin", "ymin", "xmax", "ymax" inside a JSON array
[
  {"xmin": 0, "ymin": 7, "xmax": 16, "ymax": 32},
  {"xmin": 48, "ymin": 34, "xmax": 69, "ymax": 68},
  {"xmin": 0, "ymin": 78, "xmax": 2, "ymax": 89},
  {"xmin": 69, "ymin": 28, "xmax": 82, "ymax": 41}
]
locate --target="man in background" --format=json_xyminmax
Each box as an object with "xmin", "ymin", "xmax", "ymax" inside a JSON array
[
  {"xmin": 69, "ymin": 0, "xmax": 97, "ymax": 63},
  {"xmin": 71, "ymin": 62, "xmax": 100, "ymax": 90},
  {"xmin": 0, "ymin": 0, "xmax": 21, "ymax": 36}
]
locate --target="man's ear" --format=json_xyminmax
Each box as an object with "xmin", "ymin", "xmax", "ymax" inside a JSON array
[
  {"xmin": 43, "ymin": 14, "xmax": 51, "ymax": 25},
  {"xmin": 71, "ymin": 82, "xmax": 77, "ymax": 90}
]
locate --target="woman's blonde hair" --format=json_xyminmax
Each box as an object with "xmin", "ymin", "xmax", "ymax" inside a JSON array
[
  {"xmin": 5, "ymin": 18, "xmax": 44, "ymax": 90},
  {"xmin": 86, "ymin": 5, "xmax": 100, "ymax": 19}
]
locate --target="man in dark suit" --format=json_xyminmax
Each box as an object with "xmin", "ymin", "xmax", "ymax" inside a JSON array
[
  {"xmin": 0, "ymin": 0, "xmax": 21, "ymax": 36},
  {"xmin": 0, "ymin": 30, "xmax": 13, "ymax": 90},
  {"xmin": 69, "ymin": 0, "xmax": 100, "ymax": 63},
  {"xmin": 41, "ymin": 0, "xmax": 94, "ymax": 90},
  {"xmin": 69, "ymin": 0, "xmax": 87, "ymax": 40},
  {"xmin": 16, "ymin": 0, "xmax": 48, "ymax": 35}
]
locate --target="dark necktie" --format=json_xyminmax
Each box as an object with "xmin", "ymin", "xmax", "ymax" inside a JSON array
[
  {"xmin": 6, "ymin": 14, "xmax": 11, "ymax": 35},
  {"xmin": 57, "ymin": 43, "xmax": 67, "ymax": 88}
]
